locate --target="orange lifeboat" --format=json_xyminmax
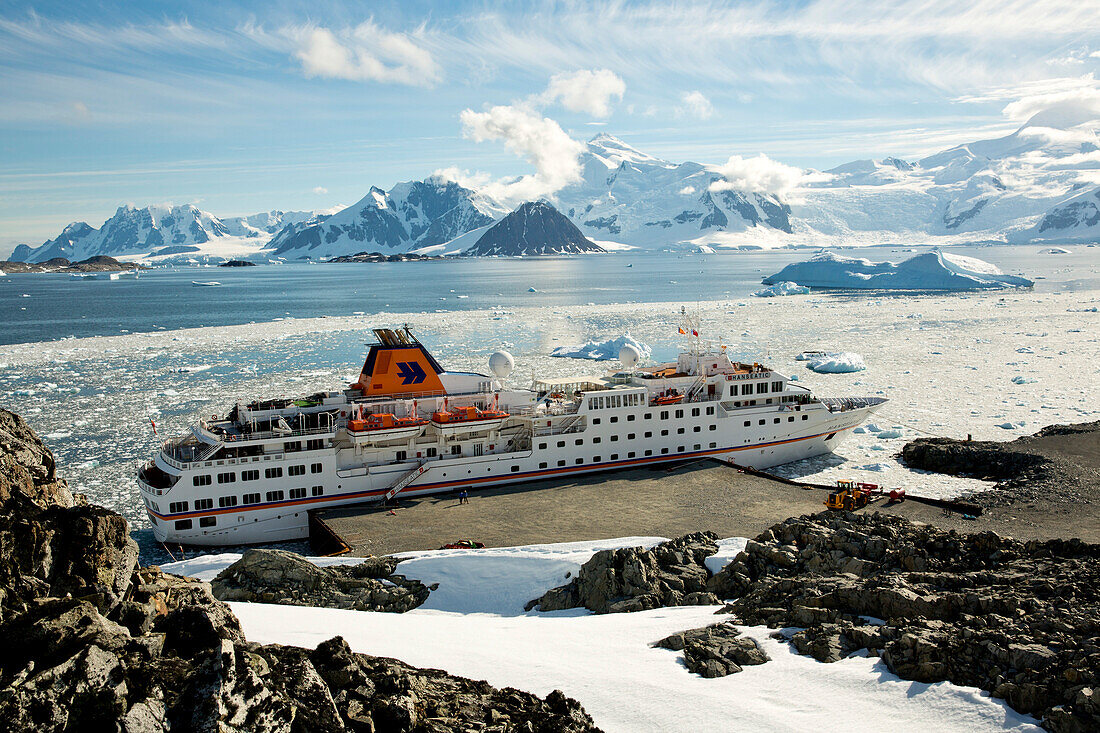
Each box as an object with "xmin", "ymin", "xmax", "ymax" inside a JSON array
[
  {"xmin": 429, "ymin": 405, "xmax": 509, "ymax": 436},
  {"xmin": 651, "ymin": 391, "xmax": 685, "ymax": 406},
  {"xmin": 346, "ymin": 413, "xmax": 428, "ymax": 443}
]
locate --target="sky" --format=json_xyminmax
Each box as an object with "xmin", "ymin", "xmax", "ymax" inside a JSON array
[{"xmin": 2, "ymin": 0, "xmax": 1100, "ymax": 255}]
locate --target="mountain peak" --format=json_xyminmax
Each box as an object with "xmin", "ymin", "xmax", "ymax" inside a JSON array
[
  {"xmin": 465, "ymin": 200, "xmax": 605, "ymax": 256},
  {"xmin": 585, "ymin": 133, "xmax": 668, "ymax": 168}
]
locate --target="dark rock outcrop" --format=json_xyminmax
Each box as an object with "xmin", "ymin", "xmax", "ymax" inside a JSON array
[
  {"xmin": 467, "ymin": 201, "xmax": 606, "ymax": 256},
  {"xmin": 711, "ymin": 511, "xmax": 1100, "ymax": 732},
  {"xmin": 527, "ymin": 532, "xmax": 720, "ymax": 613},
  {"xmin": 653, "ymin": 622, "xmax": 768, "ymax": 677},
  {"xmin": 212, "ymin": 548, "xmax": 431, "ymax": 613},
  {"xmin": 0, "ymin": 410, "xmax": 602, "ymax": 732},
  {"xmin": 901, "ymin": 421, "xmax": 1100, "ymax": 507}
]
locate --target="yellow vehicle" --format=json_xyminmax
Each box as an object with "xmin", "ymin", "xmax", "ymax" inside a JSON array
[{"xmin": 825, "ymin": 480, "xmax": 872, "ymax": 511}]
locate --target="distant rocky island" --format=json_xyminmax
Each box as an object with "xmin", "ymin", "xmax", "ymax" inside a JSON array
[
  {"xmin": 326, "ymin": 251, "xmax": 445, "ymax": 263},
  {"xmin": 217, "ymin": 259, "xmax": 256, "ymax": 267},
  {"xmin": 0, "ymin": 255, "xmax": 143, "ymax": 274}
]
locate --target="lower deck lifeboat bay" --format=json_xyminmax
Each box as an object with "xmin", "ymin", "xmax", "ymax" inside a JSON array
[{"xmin": 138, "ymin": 321, "xmax": 887, "ymax": 547}]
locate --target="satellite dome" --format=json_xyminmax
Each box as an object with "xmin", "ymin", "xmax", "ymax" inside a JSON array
[
  {"xmin": 489, "ymin": 350, "xmax": 514, "ymax": 378},
  {"xmin": 618, "ymin": 344, "xmax": 641, "ymax": 370}
]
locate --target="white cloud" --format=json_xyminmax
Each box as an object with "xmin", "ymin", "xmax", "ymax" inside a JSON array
[
  {"xmin": 457, "ymin": 104, "xmax": 585, "ymax": 205},
  {"xmin": 680, "ymin": 91, "xmax": 714, "ymax": 119},
  {"xmin": 536, "ymin": 68, "xmax": 625, "ymax": 118},
  {"xmin": 678, "ymin": 186, "xmax": 696, "ymax": 195},
  {"xmin": 292, "ymin": 22, "xmax": 439, "ymax": 86},
  {"xmin": 709, "ymin": 154, "xmax": 806, "ymax": 197},
  {"xmin": 312, "ymin": 186, "xmax": 328, "ymax": 195},
  {"xmin": 1001, "ymin": 80, "xmax": 1100, "ymax": 126}
]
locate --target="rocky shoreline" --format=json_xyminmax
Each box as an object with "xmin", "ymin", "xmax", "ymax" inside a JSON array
[
  {"xmin": 0, "ymin": 408, "xmax": 599, "ymax": 732},
  {"xmin": 1, "ymin": 255, "xmax": 143, "ymax": 274}
]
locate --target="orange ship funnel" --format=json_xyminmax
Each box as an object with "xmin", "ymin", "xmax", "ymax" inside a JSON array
[{"xmin": 354, "ymin": 327, "xmax": 446, "ymax": 397}]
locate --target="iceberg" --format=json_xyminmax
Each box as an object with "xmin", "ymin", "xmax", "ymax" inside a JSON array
[
  {"xmin": 762, "ymin": 250, "xmax": 1034, "ymax": 291},
  {"xmin": 806, "ymin": 352, "xmax": 866, "ymax": 373},
  {"xmin": 550, "ymin": 334, "xmax": 652, "ymax": 361},
  {"xmin": 752, "ymin": 281, "xmax": 810, "ymax": 297}
]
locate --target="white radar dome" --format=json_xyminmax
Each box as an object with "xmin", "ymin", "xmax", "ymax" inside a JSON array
[
  {"xmin": 618, "ymin": 344, "xmax": 641, "ymax": 370},
  {"xmin": 489, "ymin": 350, "xmax": 515, "ymax": 378}
]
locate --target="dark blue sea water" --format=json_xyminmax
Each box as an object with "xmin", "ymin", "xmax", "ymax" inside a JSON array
[{"xmin": 3, "ymin": 246, "xmax": 1091, "ymax": 346}]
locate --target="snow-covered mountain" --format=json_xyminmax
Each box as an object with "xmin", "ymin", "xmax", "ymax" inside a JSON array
[
  {"xmin": 221, "ymin": 210, "xmax": 315, "ymax": 239},
  {"xmin": 554, "ymin": 133, "xmax": 793, "ymax": 248},
  {"xmin": 266, "ymin": 178, "xmax": 505, "ymax": 259},
  {"xmin": 464, "ymin": 201, "xmax": 605, "ymax": 256}
]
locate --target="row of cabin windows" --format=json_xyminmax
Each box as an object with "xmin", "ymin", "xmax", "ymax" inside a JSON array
[
  {"xmin": 169, "ymin": 486, "xmax": 325, "ymax": 517},
  {"xmin": 731, "ymin": 381, "xmax": 784, "ymax": 397},
  {"xmin": 282, "ymin": 438, "xmax": 328, "ymax": 452},
  {"xmin": 535, "ymin": 442, "xmax": 720, "ymax": 469},
  {"xmin": 194, "ymin": 463, "xmax": 323, "ymax": 486},
  {"xmin": 539, "ymin": 423, "xmax": 718, "ymax": 451},
  {"xmin": 743, "ymin": 415, "xmax": 808, "ymax": 427},
  {"xmin": 587, "ymin": 392, "xmax": 643, "ymax": 410}
]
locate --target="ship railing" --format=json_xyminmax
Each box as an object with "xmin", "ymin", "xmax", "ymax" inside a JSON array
[{"xmin": 820, "ymin": 397, "xmax": 887, "ymax": 412}]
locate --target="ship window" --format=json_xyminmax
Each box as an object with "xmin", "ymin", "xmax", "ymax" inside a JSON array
[
  {"xmin": 694, "ymin": 444, "xmax": 701, "ymax": 451},
  {"xmin": 557, "ymin": 460, "xmax": 566, "ymax": 467},
  {"xmin": 692, "ymin": 426, "xmax": 700, "ymax": 432},
  {"xmin": 593, "ymin": 456, "xmax": 601, "ymax": 463},
  {"xmin": 511, "ymin": 465, "xmax": 519, "ymax": 473},
  {"xmin": 289, "ymin": 488, "xmax": 306, "ymax": 499},
  {"xmin": 426, "ymin": 448, "xmax": 437, "ymax": 457},
  {"xmin": 706, "ymin": 406, "xmax": 715, "ymax": 416},
  {"xmin": 218, "ymin": 496, "xmax": 237, "ymax": 508},
  {"xmin": 709, "ymin": 442, "xmax": 716, "ymax": 449},
  {"xmin": 660, "ymin": 411, "xmax": 669, "ymax": 420},
  {"xmin": 691, "ymin": 408, "xmax": 700, "ymax": 417},
  {"xmin": 760, "ymin": 383, "xmax": 770, "ymax": 393},
  {"xmin": 645, "ymin": 449, "xmax": 653, "ymax": 456},
  {"xmin": 614, "ymin": 396, "xmax": 622, "ymax": 408},
  {"xmin": 610, "ymin": 416, "xmax": 618, "ymax": 423},
  {"xmin": 199, "ymin": 516, "xmax": 216, "ymax": 528},
  {"xmin": 628, "ymin": 433, "xmax": 635, "ymax": 440},
  {"xmin": 678, "ymin": 446, "xmax": 685, "ymax": 452},
  {"xmin": 243, "ymin": 493, "xmax": 260, "ymax": 505},
  {"xmin": 395, "ymin": 451, "xmax": 406, "ymax": 462},
  {"xmin": 675, "ymin": 409, "xmax": 684, "ymax": 419},
  {"xmin": 644, "ymin": 431, "xmax": 652, "ymax": 438},
  {"xmin": 676, "ymin": 428, "xmax": 684, "ymax": 434},
  {"xmin": 195, "ymin": 498, "xmax": 213, "ymax": 510},
  {"xmin": 661, "ymin": 429, "xmax": 669, "ymax": 436},
  {"xmin": 730, "ymin": 386, "xmax": 737, "ymax": 396},
  {"xmin": 661, "ymin": 447, "xmax": 669, "ymax": 454},
  {"xmin": 266, "ymin": 490, "xmax": 284, "ymax": 502},
  {"xmin": 312, "ymin": 486, "xmax": 324, "ymax": 496},
  {"xmin": 802, "ymin": 415, "xmax": 809, "ymax": 420},
  {"xmin": 284, "ymin": 441, "xmax": 300, "ymax": 452},
  {"xmin": 242, "ymin": 470, "xmax": 259, "ymax": 481},
  {"xmin": 774, "ymin": 418, "xmax": 780, "ymax": 424},
  {"xmin": 575, "ymin": 439, "xmax": 584, "ymax": 446},
  {"xmin": 193, "ymin": 475, "xmax": 211, "ymax": 487},
  {"xmin": 169, "ymin": 501, "xmax": 188, "ymax": 513},
  {"xmin": 709, "ymin": 425, "xmax": 716, "ymax": 431},
  {"xmin": 610, "ymin": 435, "xmax": 618, "ymax": 441},
  {"xmin": 539, "ymin": 462, "xmax": 548, "ymax": 469},
  {"xmin": 265, "ymin": 467, "xmax": 282, "ymax": 479},
  {"xmin": 593, "ymin": 437, "xmax": 601, "ymax": 443},
  {"xmin": 307, "ymin": 439, "xmax": 324, "ymax": 450},
  {"xmin": 592, "ymin": 418, "xmax": 601, "ymax": 425},
  {"xmin": 627, "ymin": 414, "xmax": 636, "ymax": 421},
  {"xmin": 217, "ymin": 472, "xmax": 235, "ymax": 484},
  {"xmin": 758, "ymin": 420, "xmax": 766, "ymax": 426},
  {"xmin": 451, "ymin": 445, "xmax": 461, "ymax": 455},
  {"xmin": 788, "ymin": 416, "xmax": 795, "ymax": 422},
  {"xmin": 644, "ymin": 413, "xmax": 652, "ymax": 420},
  {"xmin": 588, "ymin": 398, "xmax": 595, "ymax": 409},
  {"xmin": 741, "ymin": 384, "xmax": 752, "ymax": 395},
  {"xmin": 628, "ymin": 451, "xmax": 636, "ymax": 458},
  {"xmin": 288, "ymin": 465, "xmax": 305, "ymax": 476},
  {"xmin": 311, "ymin": 463, "xmax": 323, "ymax": 473},
  {"xmin": 773, "ymin": 381, "xmax": 783, "ymax": 392},
  {"xmin": 557, "ymin": 440, "xmax": 565, "ymax": 448},
  {"xmin": 174, "ymin": 519, "xmax": 192, "ymax": 530},
  {"xmin": 575, "ymin": 458, "xmax": 583, "ymax": 465},
  {"xmin": 538, "ymin": 442, "xmax": 547, "ymax": 450},
  {"xmin": 744, "ymin": 421, "xmax": 750, "ymax": 427},
  {"xmin": 598, "ymin": 397, "xmax": 605, "ymax": 409}
]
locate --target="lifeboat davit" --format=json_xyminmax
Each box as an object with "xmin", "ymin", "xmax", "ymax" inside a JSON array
[
  {"xmin": 429, "ymin": 406, "xmax": 509, "ymax": 436},
  {"xmin": 346, "ymin": 413, "xmax": 427, "ymax": 443}
]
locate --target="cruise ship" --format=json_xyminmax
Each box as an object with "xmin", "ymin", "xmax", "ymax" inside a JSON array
[{"xmin": 138, "ymin": 315, "xmax": 886, "ymax": 547}]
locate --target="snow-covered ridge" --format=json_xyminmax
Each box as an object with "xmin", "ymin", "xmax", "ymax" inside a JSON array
[{"xmin": 762, "ymin": 250, "xmax": 1034, "ymax": 291}]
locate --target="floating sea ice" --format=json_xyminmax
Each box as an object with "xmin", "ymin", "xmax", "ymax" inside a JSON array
[
  {"xmin": 864, "ymin": 423, "xmax": 882, "ymax": 432},
  {"xmin": 996, "ymin": 421, "xmax": 1025, "ymax": 429},
  {"xmin": 45, "ymin": 431, "xmax": 72, "ymax": 439},
  {"xmin": 550, "ymin": 334, "xmax": 653, "ymax": 361},
  {"xmin": 853, "ymin": 427, "xmax": 867, "ymax": 434},
  {"xmin": 876, "ymin": 429, "xmax": 903, "ymax": 439},
  {"xmin": 854, "ymin": 463, "xmax": 892, "ymax": 472},
  {"xmin": 751, "ymin": 281, "xmax": 810, "ymax": 297},
  {"xmin": 1011, "ymin": 376, "xmax": 1038, "ymax": 384},
  {"xmin": 528, "ymin": 287, "xmax": 538, "ymax": 292}
]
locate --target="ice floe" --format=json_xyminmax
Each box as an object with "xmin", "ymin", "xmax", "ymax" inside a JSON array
[
  {"xmin": 762, "ymin": 250, "xmax": 1034, "ymax": 290},
  {"xmin": 751, "ymin": 281, "xmax": 810, "ymax": 297},
  {"xmin": 806, "ymin": 352, "xmax": 867, "ymax": 373},
  {"xmin": 550, "ymin": 334, "xmax": 653, "ymax": 361}
]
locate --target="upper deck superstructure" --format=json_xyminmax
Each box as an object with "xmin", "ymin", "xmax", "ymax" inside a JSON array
[{"xmin": 138, "ymin": 319, "xmax": 886, "ymax": 547}]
